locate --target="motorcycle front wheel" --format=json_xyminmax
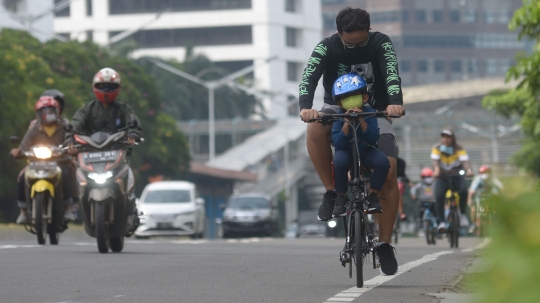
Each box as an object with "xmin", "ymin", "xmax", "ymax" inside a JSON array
[
  {"xmin": 34, "ymin": 193, "xmax": 47, "ymax": 245},
  {"xmin": 95, "ymin": 202, "xmax": 110, "ymax": 253}
]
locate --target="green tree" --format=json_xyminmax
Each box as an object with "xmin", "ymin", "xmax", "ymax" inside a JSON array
[
  {"xmin": 0, "ymin": 29, "xmax": 191, "ymax": 220},
  {"xmin": 483, "ymin": 0, "xmax": 540, "ymax": 176}
]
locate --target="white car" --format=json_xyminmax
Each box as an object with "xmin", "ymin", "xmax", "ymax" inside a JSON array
[{"xmin": 135, "ymin": 181, "xmax": 205, "ymax": 238}]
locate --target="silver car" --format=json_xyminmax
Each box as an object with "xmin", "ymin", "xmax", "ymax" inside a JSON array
[
  {"xmin": 222, "ymin": 193, "xmax": 278, "ymax": 238},
  {"xmin": 136, "ymin": 181, "xmax": 205, "ymax": 238}
]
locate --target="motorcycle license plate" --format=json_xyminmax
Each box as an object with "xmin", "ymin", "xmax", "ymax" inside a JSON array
[
  {"xmin": 83, "ymin": 151, "xmax": 117, "ymax": 163},
  {"xmin": 29, "ymin": 161, "xmax": 57, "ymax": 170}
]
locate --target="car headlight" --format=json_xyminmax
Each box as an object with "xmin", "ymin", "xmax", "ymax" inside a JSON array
[
  {"xmin": 88, "ymin": 171, "xmax": 113, "ymax": 184},
  {"xmin": 33, "ymin": 147, "xmax": 52, "ymax": 159}
]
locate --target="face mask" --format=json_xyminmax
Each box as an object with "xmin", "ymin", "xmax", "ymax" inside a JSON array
[
  {"xmin": 341, "ymin": 95, "xmax": 364, "ymax": 110},
  {"xmin": 423, "ymin": 177, "xmax": 433, "ymax": 185},
  {"xmin": 439, "ymin": 145, "xmax": 454, "ymax": 155},
  {"xmin": 480, "ymin": 174, "xmax": 489, "ymax": 180},
  {"xmin": 45, "ymin": 113, "xmax": 58, "ymax": 123}
]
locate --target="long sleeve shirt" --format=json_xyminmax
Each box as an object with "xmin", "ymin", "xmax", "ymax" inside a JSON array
[
  {"xmin": 299, "ymin": 32, "xmax": 403, "ymax": 111},
  {"xmin": 331, "ymin": 106, "xmax": 380, "ymax": 151},
  {"xmin": 69, "ymin": 100, "xmax": 142, "ymax": 138}
]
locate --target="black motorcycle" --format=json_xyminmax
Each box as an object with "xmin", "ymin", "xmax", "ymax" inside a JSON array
[{"xmin": 68, "ymin": 122, "xmax": 141, "ymax": 253}]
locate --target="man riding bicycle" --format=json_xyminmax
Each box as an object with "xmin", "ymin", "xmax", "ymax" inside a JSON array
[
  {"xmin": 431, "ymin": 129, "xmax": 473, "ymax": 232},
  {"xmin": 299, "ymin": 7, "xmax": 404, "ymax": 276}
]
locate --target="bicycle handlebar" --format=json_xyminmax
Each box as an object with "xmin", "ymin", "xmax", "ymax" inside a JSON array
[{"xmin": 308, "ymin": 111, "xmax": 400, "ymax": 125}]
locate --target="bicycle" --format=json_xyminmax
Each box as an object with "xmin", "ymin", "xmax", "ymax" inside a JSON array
[
  {"xmin": 310, "ymin": 110, "xmax": 398, "ymax": 288},
  {"xmin": 419, "ymin": 200, "xmax": 437, "ymax": 245},
  {"xmin": 440, "ymin": 173, "xmax": 466, "ymax": 248}
]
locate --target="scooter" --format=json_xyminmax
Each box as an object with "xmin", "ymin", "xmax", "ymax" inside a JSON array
[
  {"xmin": 11, "ymin": 137, "xmax": 69, "ymax": 245},
  {"xmin": 68, "ymin": 122, "xmax": 141, "ymax": 253}
]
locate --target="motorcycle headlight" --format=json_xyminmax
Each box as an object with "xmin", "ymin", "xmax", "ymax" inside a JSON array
[
  {"xmin": 88, "ymin": 171, "xmax": 113, "ymax": 184},
  {"xmin": 33, "ymin": 147, "xmax": 52, "ymax": 159},
  {"xmin": 327, "ymin": 220, "xmax": 337, "ymax": 228}
]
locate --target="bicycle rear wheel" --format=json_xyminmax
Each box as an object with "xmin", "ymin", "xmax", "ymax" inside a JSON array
[{"xmin": 354, "ymin": 212, "xmax": 363, "ymax": 288}]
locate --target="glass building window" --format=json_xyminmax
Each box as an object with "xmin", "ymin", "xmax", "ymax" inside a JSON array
[
  {"xmin": 288, "ymin": 95, "xmax": 299, "ymax": 116},
  {"xmin": 432, "ymin": 10, "xmax": 443, "ymax": 23},
  {"xmin": 415, "ymin": 10, "xmax": 426, "ymax": 23},
  {"xmin": 401, "ymin": 10, "xmax": 410, "ymax": 23},
  {"xmin": 400, "ymin": 60, "xmax": 411, "ymax": 72},
  {"xmin": 4, "ymin": 0, "xmax": 18, "ymax": 12},
  {"xmin": 486, "ymin": 59, "xmax": 498, "ymax": 75},
  {"xmin": 110, "ymin": 0, "xmax": 252, "ymax": 14},
  {"xmin": 449, "ymin": 10, "xmax": 460, "ymax": 23},
  {"xmin": 86, "ymin": 0, "xmax": 92, "ymax": 16},
  {"xmin": 286, "ymin": 27, "xmax": 300, "ymax": 47},
  {"xmin": 87, "ymin": 30, "xmax": 93, "ymax": 42},
  {"xmin": 110, "ymin": 26, "xmax": 252, "ymax": 48},
  {"xmin": 323, "ymin": 13, "xmax": 335, "ymax": 30},
  {"xmin": 417, "ymin": 60, "xmax": 428, "ymax": 73},
  {"xmin": 285, "ymin": 0, "xmax": 298, "ymax": 13},
  {"xmin": 434, "ymin": 60, "xmax": 445, "ymax": 73},
  {"xmin": 451, "ymin": 60, "xmax": 461, "ymax": 72},
  {"xmin": 287, "ymin": 62, "xmax": 300, "ymax": 82},
  {"xmin": 463, "ymin": 9, "xmax": 476, "ymax": 23},
  {"xmin": 403, "ymin": 35, "xmax": 474, "ymax": 48},
  {"xmin": 54, "ymin": 0, "xmax": 70, "ymax": 17},
  {"xmin": 467, "ymin": 59, "xmax": 478, "ymax": 73}
]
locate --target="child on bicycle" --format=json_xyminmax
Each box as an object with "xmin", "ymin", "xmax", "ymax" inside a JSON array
[
  {"xmin": 331, "ymin": 72, "xmax": 390, "ymax": 217},
  {"xmin": 410, "ymin": 167, "xmax": 436, "ymax": 236}
]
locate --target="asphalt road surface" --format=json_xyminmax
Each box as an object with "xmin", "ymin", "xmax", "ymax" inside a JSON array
[{"xmin": 0, "ymin": 225, "xmax": 482, "ymax": 303}]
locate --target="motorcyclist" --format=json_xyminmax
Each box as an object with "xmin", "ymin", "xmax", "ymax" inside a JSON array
[
  {"xmin": 10, "ymin": 96, "xmax": 75, "ymax": 224},
  {"xmin": 66, "ymin": 67, "xmax": 142, "ymax": 226},
  {"xmin": 66, "ymin": 67, "xmax": 142, "ymax": 145}
]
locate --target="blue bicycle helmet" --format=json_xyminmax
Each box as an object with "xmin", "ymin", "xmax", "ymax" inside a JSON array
[{"xmin": 332, "ymin": 72, "xmax": 368, "ymax": 101}]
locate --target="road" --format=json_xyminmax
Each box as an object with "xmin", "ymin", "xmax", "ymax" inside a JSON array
[{"xmin": 0, "ymin": 225, "xmax": 481, "ymax": 303}]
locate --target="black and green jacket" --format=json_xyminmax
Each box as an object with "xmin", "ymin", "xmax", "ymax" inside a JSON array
[{"xmin": 299, "ymin": 31, "xmax": 403, "ymax": 111}]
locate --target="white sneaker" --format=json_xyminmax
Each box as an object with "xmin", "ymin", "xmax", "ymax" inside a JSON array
[
  {"xmin": 16, "ymin": 213, "xmax": 28, "ymax": 224},
  {"xmin": 437, "ymin": 222, "xmax": 446, "ymax": 232},
  {"xmin": 417, "ymin": 230, "xmax": 425, "ymax": 238},
  {"xmin": 460, "ymin": 214, "xmax": 469, "ymax": 227}
]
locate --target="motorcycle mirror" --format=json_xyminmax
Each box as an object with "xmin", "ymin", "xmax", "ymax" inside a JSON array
[
  {"xmin": 10, "ymin": 136, "xmax": 20, "ymax": 144},
  {"xmin": 64, "ymin": 123, "xmax": 74, "ymax": 132}
]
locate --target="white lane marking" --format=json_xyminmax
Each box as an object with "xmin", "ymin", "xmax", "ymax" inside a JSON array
[
  {"xmin": 323, "ymin": 250, "xmax": 454, "ymax": 303},
  {"xmin": 461, "ymin": 237, "xmax": 491, "ymax": 253}
]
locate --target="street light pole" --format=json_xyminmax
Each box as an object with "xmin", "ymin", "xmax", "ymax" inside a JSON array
[{"xmin": 149, "ymin": 56, "xmax": 278, "ymax": 161}]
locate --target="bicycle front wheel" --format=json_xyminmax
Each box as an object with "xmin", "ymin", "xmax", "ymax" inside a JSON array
[
  {"xmin": 449, "ymin": 210, "xmax": 460, "ymax": 248},
  {"xmin": 354, "ymin": 212, "xmax": 364, "ymax": 288}
]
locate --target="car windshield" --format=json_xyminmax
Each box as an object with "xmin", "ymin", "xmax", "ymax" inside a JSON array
[
  {"xmin": 142, "ymin": 190, "xmax": 191, "ymax": 203},
  {"xmin": 228, "ymin": 197, "xmax": 269, "ymax": 210}
]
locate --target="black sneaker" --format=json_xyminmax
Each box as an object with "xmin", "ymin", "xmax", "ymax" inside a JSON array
[
  {"xmin": 377, "ymin": 243, "xmax": 398, "ymax": 275},
  {"xmin": 332, "ymin": 195, "xmax": 349, "ymax": 218},
  {"xmin": 364, "ymin": 193, "xmax": 383, "ymax": 214},
  {"xmin": 317, "ymin": 191, "xmax": 337, "ymax": 221}
]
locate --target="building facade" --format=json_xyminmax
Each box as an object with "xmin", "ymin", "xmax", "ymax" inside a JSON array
[
  {"xmin": 53, "ymin": 0, "xmax": 322, "ymax": 119},
  {"xmin": 321, "ymin": 0, "xmax": 529, "ymax": 86},
  {"xmin": 1, "ymin": 0, "xmax": 55, "ymax": 41}
]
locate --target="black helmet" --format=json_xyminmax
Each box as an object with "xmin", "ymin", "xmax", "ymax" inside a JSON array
[{"xmin": 41, "ymin": 89, "xmax": 65, "ymax": 114}]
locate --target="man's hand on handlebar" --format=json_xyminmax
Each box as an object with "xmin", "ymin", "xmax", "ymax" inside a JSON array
[
  {"xmin": 300, "ymin": 109, "xmax": 321, "ymax": 123},
  {"xmin": 386, "ymin": 105, "xmax": 405, "ymax": 117},
  {"xmin": 67, "ymin": 143, "xmax": 78, "ymax": 155},
  {"xmin": 10, "ymin": 148, "xmax": 20, "ymax": 157}
]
